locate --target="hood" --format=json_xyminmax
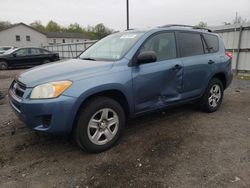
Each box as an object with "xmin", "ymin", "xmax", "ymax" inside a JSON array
[{"xmin": 18, "ymin": 59, "xmax": 114, "ymax": 87}]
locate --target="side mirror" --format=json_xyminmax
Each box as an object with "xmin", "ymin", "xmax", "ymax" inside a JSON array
[
  {"xmin": 136, "ymin": 51, "xmax": 157, "ymax": 65},
  {"xmin": 12, "ymin": 53, "xmax": 17, "ymax": 57}
]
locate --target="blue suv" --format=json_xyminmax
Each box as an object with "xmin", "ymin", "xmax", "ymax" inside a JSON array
[{"xmin": 9, "ymin": 25, "xmax": 233, "ymax": 152}]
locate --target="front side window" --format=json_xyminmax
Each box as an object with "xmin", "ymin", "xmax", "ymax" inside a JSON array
[
  {"xmin": 203, "ymin": 34, "xmax": 219, "ymax": 53},
  {"xmin": 178, "ymin": 32, "xmax": 204, "ymax": 57},
  {"xmin": 16, "ymin": 35, "xmax": 20, "ymax": 42},
  {"xmin": 79, "ymin": 32, "xmax": 145, "ymax": 61},
  {"xmin": 15, "ymin": 49, "xmax": 28, "ymax": 56},
  {"xmin": 139, "ymin": 32, "xmax": 177, "ymax": 62}
]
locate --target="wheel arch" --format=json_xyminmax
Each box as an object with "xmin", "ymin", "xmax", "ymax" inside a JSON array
[
  {"xmin": 71, "ymin": 88, "xmax": 131, "ymax": 134},
  {"xmin": 0, "ymin": 58, "xmax": 9, "ymax": 69},
  {"xmin": 0, "ymin": 58, "xmax": 8, "ymax": 64},
  {"xmin": 212, "ymin": 72, "xmax": 227, "ymax": 89}
]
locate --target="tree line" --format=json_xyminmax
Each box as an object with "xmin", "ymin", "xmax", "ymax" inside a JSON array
[{"xmin": 0, "ymin": 20, "xmax": 114, "ymax": 40}]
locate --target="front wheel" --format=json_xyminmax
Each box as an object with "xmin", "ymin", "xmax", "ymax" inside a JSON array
[
  {"xmin": 199, "ymin": 78, "xmax": 224, "ymax": 112},
  {"xmin": 0, "ymin": 61, "xmax": 8, "ymax": 70},
  {"xmin": 73, "ymin": 97, "xmax": 125, "ymax": 153}
]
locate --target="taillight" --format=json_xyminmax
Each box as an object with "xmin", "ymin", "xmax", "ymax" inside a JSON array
[{"xmin": 225, "ymin": 51, "xmax": 232, "ymax": 60}]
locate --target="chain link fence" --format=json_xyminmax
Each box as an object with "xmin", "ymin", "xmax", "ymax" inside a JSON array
[{"xmin": 43, "ymin": 40, "xmax": 97, "ymax": 59}]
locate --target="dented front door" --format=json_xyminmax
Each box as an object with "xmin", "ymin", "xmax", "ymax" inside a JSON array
[{"xmin": 132, "ymin": 58, "xmax": 183, "ymax": 113}]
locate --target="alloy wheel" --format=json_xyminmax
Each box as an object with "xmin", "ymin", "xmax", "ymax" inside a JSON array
[
  {"xmin": 87, "ymin": 108, "xmax": 119, "ymax": 145},
  {"xmin": 0, "ymin": 63, "xmax": 7, "ymax": 70},
  {"xmin": 208, "ymin": 84, "xmax": 221, "ymax": 108}
]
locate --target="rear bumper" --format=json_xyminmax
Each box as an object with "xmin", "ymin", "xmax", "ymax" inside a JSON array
[{"xmin": 9, "ymin": 89, "xmax": 77, "ymax": 135}]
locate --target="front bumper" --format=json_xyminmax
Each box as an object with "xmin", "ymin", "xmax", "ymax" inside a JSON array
[{"xmin": 9, "ymin": 88, "xmax": 77, "ymax": 135}]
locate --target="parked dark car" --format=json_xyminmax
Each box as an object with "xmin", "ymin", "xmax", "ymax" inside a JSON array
[
  {"xmin": 9, "ymin": 25, "xmax": 233, "ymax": 153},
  {"xmin": 0, "ymin": 48, "xmax": 59, "ymax": 70}
]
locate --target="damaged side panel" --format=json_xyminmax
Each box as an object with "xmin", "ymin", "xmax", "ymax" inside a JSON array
[{"xmin": 132, "ymin": 59, "xmax": 183, "ymax": 112}]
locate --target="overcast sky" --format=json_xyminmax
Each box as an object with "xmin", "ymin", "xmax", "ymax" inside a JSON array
[{"xmin": 1, "ymin": 0, "xmax": 250, "ymax": 30}]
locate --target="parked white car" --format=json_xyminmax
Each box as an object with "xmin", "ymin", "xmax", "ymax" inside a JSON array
[{"xmin": 0, "ymin": 46, "xmax": 16, "ymax": 54}]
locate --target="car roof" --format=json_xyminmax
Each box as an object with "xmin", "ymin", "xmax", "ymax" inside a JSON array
[
  {"xmin": 123, "ymin": 25, "xmax": 218, "ymax": 36},
  {"xmin": 10, "ymin": 47, "xmax": 51, "ymax": 52},
  {"xmin": 17, "ymin": 47, "xmax": 42, "ymax": 49},
  {"xmin": 15, "ymin": 47, "xmax": 50, "ymax": 51},
  {"xmin": 158, "ymin": 24, "xmax": 213, "ymax": 32}
]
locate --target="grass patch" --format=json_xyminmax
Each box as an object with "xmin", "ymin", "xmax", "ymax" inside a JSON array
[{"xmin": 236, "ymin": 74, "xmax": 250, "ymax": 80}]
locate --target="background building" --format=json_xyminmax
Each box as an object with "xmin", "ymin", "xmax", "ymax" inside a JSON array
[
  {"xmin": 47, "ymin": 32, "xmax": 88, "ymax": 45},
  {"xmin": 0, "ymin": 23, "xmax": 47, "ymax": 47},
  {"xmin": 0, "ymin": 23, "xmax": 90, "ymax": 47}
]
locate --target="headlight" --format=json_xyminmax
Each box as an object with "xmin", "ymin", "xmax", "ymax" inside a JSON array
[{"xmin": 30, "ymin": 80, "xmax": 72, "ymax": 99}]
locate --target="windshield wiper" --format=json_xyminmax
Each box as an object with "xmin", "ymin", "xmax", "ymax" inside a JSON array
[{"xmin": 81, "ymin": 57, "xmax": 96, "ymax": 61}]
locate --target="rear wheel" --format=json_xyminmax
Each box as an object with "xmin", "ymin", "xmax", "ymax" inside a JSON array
[
  {"xmin": 73, "ymin": 97, "xmax": 125, "ymax": 153},
  {"xmin": 0, "ymin": 61, "xmax": 8, "ymax": 70},
  {"xmin": 199, "ymin": 78, "xmax": 224, "ymax": 112}
]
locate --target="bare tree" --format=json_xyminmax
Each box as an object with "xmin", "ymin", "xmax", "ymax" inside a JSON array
[
  {"xmin": 233, "ymin": 15, "xmax": 247, "ymax": 24},
  {"xmin": 196, "ymin": 21, "xmax": 208, "ymax": 28},
  {"xmin": 0, "ymin": 21, "xmax": 12, "ymax": 31}
]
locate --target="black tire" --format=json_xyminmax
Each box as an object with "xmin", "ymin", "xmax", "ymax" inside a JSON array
[
  {"xmin": 0, "ymin": 61, "xmax": 8, "ymax": 70},
  {"xmin": 73, "ymin": 97, "xmax": 125, "ymax": 153},
  {"xmin": 199, "ymin": 78, "xmax": 224, "ymax": 113},
  {"xmin": 0, "ymin": 92, "xmax": 4, "ymax": 100}
]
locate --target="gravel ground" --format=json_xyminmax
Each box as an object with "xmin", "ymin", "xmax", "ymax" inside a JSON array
[{"xmin": 0, "ymin": 69, "xmax": 250, "ymax": 188}]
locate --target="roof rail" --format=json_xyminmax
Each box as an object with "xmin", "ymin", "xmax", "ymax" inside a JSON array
[{"xmin": 159, "ymin": 24, "xmax": 212, "ymax": 32}]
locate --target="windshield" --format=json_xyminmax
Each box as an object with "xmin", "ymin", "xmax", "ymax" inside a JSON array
[
  {"xmin": 3, "ymin": 48, "xmax": 18, "ymax": 55},
  {"xmin": 79, "ymin": 31, "xmax": 145, "ymax": 61}
]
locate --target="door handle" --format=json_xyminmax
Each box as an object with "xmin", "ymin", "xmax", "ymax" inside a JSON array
[
  {"xmin": 208, "ymin": 60, "xmax": 215, "ymax": 64},
  {"xmin": 172, "ymin": 64, "xmax": 182, "ymax": 70}
]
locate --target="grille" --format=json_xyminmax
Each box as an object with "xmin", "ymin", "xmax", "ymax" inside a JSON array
[{"xmin": 11, "ymin": 80, "xmax": 26, "ymax": 98}]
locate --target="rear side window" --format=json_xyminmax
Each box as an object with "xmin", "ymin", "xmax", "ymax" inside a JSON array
[
  {"xmin": 140, "ymin": 32, "xmax": 177, "ymax": 61},
  {"xmin": 178, "ymin": 32, "xmax": 204, "ymax": 57},
  {"xmin": 29, "ymin": 48, "xmax": 40, "ymax": 55},
  {"xmin": 203, "ymin": 34, "xmax": 219, "ymax": 53},
  {"xmin": 39, "ymin": 49, "xmax": 50, "ymax": 54}
]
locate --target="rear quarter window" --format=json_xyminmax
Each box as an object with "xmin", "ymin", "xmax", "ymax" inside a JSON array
[
  {"xmin": 178, "ymin": 32, "xmax": 204, "ymax": 57},
  {"xmin": 203, "ymin": 34, "xmax": 219, "ymax": 53}
]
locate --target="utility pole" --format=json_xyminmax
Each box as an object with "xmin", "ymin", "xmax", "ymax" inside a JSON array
[
  {"xmin": 232, "ymin": 12, "xmax": 237, "ymax": 73},
  {"xmin": 126, "ymin": 0, "xmax": 129, "ymax": 30}
]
